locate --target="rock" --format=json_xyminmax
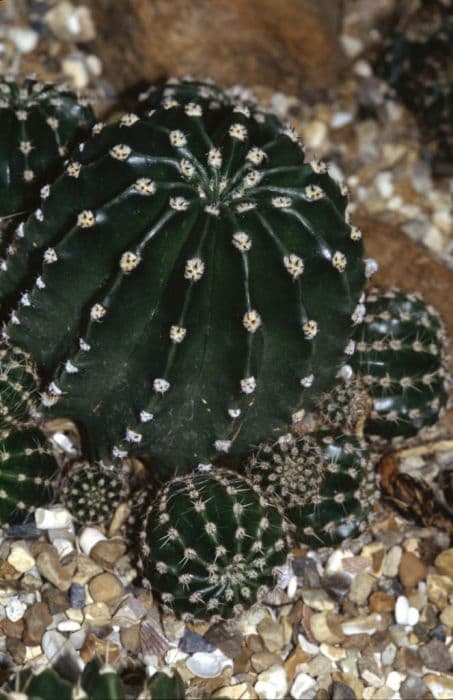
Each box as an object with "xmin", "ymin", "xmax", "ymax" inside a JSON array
[
  {"xmin": 7, "ymin": 27, "xmax": 39, "ymax": 53},
  {"xmin": 320, "ymin": 643, "xmax": 346, "ymax": 662},
  {"xmin": 88, "ymin": 573, "xmax": 125, "ymax": 605},
  {"xmin": 257, "ymin": 618, "xmax": 285, "ymax": 653},
  {"xmin": 180, "ymin": 628, "xmax": 215, "ymax": 654},
  {"xmin": 310, "ymin": 612, "xmax": 344, "ymax": 644},
  {"xmin": 204, "ymin": 623, "xmax": 244, "ymax": 659},
  {"xmin": 5, "ymin": 598, "xmax": 26, "ymax": 622},
  {"xmin": 42, "ymin": 587, "xmax": 70, "ymax": 614},
  {"xmin": 290, "ymin": 672, "xmax": 316, "ymax": 700},
  {"xmin": 35, "ymin": 507, "xmax": 72, "ymax": 530},
  {"xmin": 255, "ymin": 664, "xmax": 288, "ymax": 700},
  {"xmin": 23, "ymin": 602, "xmax": 52, "ymax": 645},
  {"xmin": 36, "ymin": 550, "xmax": 74, "ymax": 591},
  {"xmin": 302, "ymin": 589, "xmax": 336, "ymax": 612},
  {"xmin": 418, "ymin": 639, "xmax": 452, "ymax": 672},
  {"xmin": 186, "ymin": 649, "xmax": 233, "ymax": 679},
  {"xmin": 0, "ymin": 617, "xmax": 24, "ymax": 639},
  {"xmin": 301, "ymin": 120, "xmax": 328, "ymax": 150},
  {"xmin": 329, "ymin": 682, "xmax": 357, "ymax": 700},
  {"xmin": 79, "ymin": 527, "xmax": 107, "ymax": 556},
  {"xmin": 369, "ymin": 591, "xmax": 395, "ymax": 613},
  {"xmin": 399, "ymin": 552, "xmax": 428, "ymax": 589},
  {"xmin": 349, "ymin": 573, "xmax": 375, "ymax": 606},
  {"xmin": 90, "ymin": 538, "xmax": 127, "ymax": 569},
  {"xmin": 383, "ymin": 546, "xmax": 403, "ymax": 578},
  {"xmin": 73, "ymin": 554, "xmax": 103, "ymax": 585},
  {"xmin": 57, "ymin": 619, "xmax": 81, "ymax": 632},
  {"xmin": 80, "ymin": 632, "xmax": 121, "ymax": 664},
  {"xmin": 7, "ymin": 544, "xmax": 35, "ymax": 573},
  {"xmin": 212, "ymin": 683, "xmax": 252, "ymax": 699},
  {"xmin": 44, "ymin": 1, "xmax": 96, "ymax": 42},
  {"xmin": 236, "ymin": 608, "xmax": 267, "ymax": 636},
  {"xmin": 6, "ymin": 637, "xmax": 26, "ymax": 664},
  {"xmin": 284, "ymin": 645, "xmax": 311, "ymax": 678},
  {"xmin": 69, "ymin": 583, "xmax": 86, "ymax": 609},
  {"xmin": 251, "ymin": 652, "xmax": 282, "ymax": 674},
  {"xmin": 120, "ymin": 623, "xmax": 141, "ymax": 653},
  {"xmin": 434, "ymin": 549, "xmax": 453, "ymax": 578},
  {"xmin": 440, "ymin": 605, "xmax": 453, "ymax": 626},
  {"xmin": 425, "ymin": 674, "xmax": 453, "ymax": 699},
  {"xmin": 341, "ymin": 614, "xmax": 380, "ymax": 636},
  {"xmin": 427, "ymin": 574, "xmax": 453, "ymax": 610},
  {"xmin": 83, "ymin": 602, "xmax": 111, "ymax": 626},
  {"xmin": 395, "ymin": 596, "xmax": 420, "ymax": 626},
  {"xmin": 400, "ymin": 676, "xmax": 429, "ymax": 700},
  {"xmin": 113, "ymin": 596, "xmax": 149, "ymax": 625},
  {"xmin": 42, "ymin": 629, "xmax": 83, "ymax": 671}
]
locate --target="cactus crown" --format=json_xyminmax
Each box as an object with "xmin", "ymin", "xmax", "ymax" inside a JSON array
[
  {"xmin": 142, "ymin": 467, "xmax": 290, "ymax": 620},
  {"xmin": 0, "ymin": 79, "xmax": 367, "ymax": 475}
]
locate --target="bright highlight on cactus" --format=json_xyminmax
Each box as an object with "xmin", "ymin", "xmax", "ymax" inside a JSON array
[
  {"xmin": 352, "ymin": 288, "xmax": 449, "ymax": 441},
  {"xmin": 0, "ymin": 427, "xmax": 57, "ymax": 525},
  {"xmin": 0, "ymin": 78, "xmax": 367, "ymax": 475},
  {"xmin": 246, "ymin": 432, "xmax": 377, "ymax": 547},
  {"xmin": 0, "ymin": 76, "xmax": 94, "ymax": 219},
  {"xmin": 141, "ymin": 467, "xmax": 290, "ymax": 620}
]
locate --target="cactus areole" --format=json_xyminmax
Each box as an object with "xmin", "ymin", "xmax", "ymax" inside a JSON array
[{"xmin": 0, "ymin": 82, "xmax": 367, "ymax": 476}]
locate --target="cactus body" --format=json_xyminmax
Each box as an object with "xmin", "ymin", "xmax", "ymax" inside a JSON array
[
  {"xmin": 0, "ymin": 427, "xmax": 57, "ymax": 524},
  {"xmin": 246, "ymin": 432, "xmax": 376, "ymax": 547},
  {"xmin": 352, "ymin": 288, "xmax": 449, "ymax": 441},
  {"xmin": 59, "ymin": 461, "xmax": 130, "ymax": 527},
  {"xmin": 0, "ymin": 77, "xmax": 94, "ymax": 219},
  {"xmin": 139, "ymin": 78, "xmax": 232, "ymax": 112},
  {"xmin": 144, "ymin": 670, "xmax": 186, "ymax": 699},
  {"xmin": 142, "ymin": 467, "xmax": 290, "ymax": 620},
  {"xmin": 0, "ymin": 80, "xmax": 366, "ymax": 475},
  {"xmin": 0, "ymin": 341, "xmax": 40, "ymax": 431}
]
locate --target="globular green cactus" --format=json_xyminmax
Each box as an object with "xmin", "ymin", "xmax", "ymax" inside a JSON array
[
  {"xmin": 314, "ymin": 374, "xmax": 371, "ymax": 436},
  {"xmin": 59, "ymin": 461, "xmax": 130, "ymax": 528},
  {"xmin": 376, "ymin": 0, "xmax": 453, "ymax": 161},
  {"xmin": 0, "ymin": 76, "xmax": 94, "ymax": 220},
  {"xmin": 246, "ymin": 432, "xmax": 377, "ymax": 547},
  {"xmin": 141, "ymin": 467, "xmax": 290, "ymax": 620},
  {"xmin": 351, "ymin": 288, "xmax": 449, "ymax": 442},
  {"xmin": 138, "ymin": 77, "xmax": 233, "ymax": 112},
  {"xmin": 0, "ymin": 340, "xmax": 40, "ymax": 431},
  {"xmin": 0, "ymin": 427, "xmax": 57, "ymax": 525},
  {"xmin": 0, "ymin": 79, "xmax": 368, "ymax": 475}
]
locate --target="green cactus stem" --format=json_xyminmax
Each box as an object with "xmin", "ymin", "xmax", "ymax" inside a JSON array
[
  {"xmin": 351, "ymin": 288, "xmax": 449, "ymax": 442},
  {"xmin": 0, "ymin": 76, "xmax": 94, "ymax": 220},
  {"xmin": 141, "ymin": 466, "xmax": 290, "ymax": 620},
  {"xmin": 0, "ymin": 427, "xmax": 58, "ymax": 525},
  {"xmin": 0, "ymin": 80, "xmax": 368, "ymax": 475},
  {"xmin": 143, "ymin": 670, "xmax": 186, "ymax": 700},
  {"xmin": 0, "ymin": 340, "xmax": 40, "ymax": 431},
  {"xmin": 246, "ymin": 432, "xmax": 377, "ymax": 547}
]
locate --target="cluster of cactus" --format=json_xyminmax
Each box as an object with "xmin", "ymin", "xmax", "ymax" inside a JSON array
[
  {"xmin": 375, "ymin": 0, "xmax": 453, "ymax": 161},
  {"xmin": 0, "ymin": 76, "xmax": 368, "ymax": 477},
  {"xmin": 0, "ymin": 661, "xmax": 185, "ymax": 699},
  {"xmin": 245, "ymin": 432, "xmax": 377, "ymax": 547},
  {"xmin": 351, "ymin": 288, "xmax": 449, "ymax": 442},
  {"xmin": 0, "ymin": 76, "xmax": 94, "ymax": 222},
  {"xmin": 142, "ymin": 466, "xmax": 290, "ymax": 620}
]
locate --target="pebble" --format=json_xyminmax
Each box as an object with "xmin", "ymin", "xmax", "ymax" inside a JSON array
[
  {"xmin": 302, "ymin": 589, "xmax": 336, "ymax": 612},
  {"xmin": 394, "ymin": 595, "xmax": 419, "ymax": 626},
  {"xmin": 52, "ymin": 538, "xmax": 75, "ymax": 560},
  {"xmin": 23, "ymin": 602, "xmax": 52, "ymax": 646},
  {"xmin": 57, "ymin": 619, "xmax": 81, "ymax": 633},
  {"xmin": 43, "ymin": 588, "xmax": 70, "ymax": 614},
  {"xmin": 349, "ymin": 573, "xmax": 375, "ymax": 605},
  {"xmin": 418, "ymin": 638, "xmax": 452, "ymax": 672},
  {"xmin": 180, "ymin": 628, "xmax": 215, "ymax": 654},
  {"xmin": 73, "ymin": 555, "xmax": 103, "ymax": 584},
  {"xmin": 310, "ymin": 612, "xmax": 344, "ymax": 644},
  {"xmin": 79, "ymin": 527, "xmax": 107, "ymax": 556},
  {"xmin": 83, "ymin": 602, "xmax": 111, "ymax": 626},
  {"xmin": 44, "ymin": 1, "xmax": 96, "ymax": 42},
  {"xmin": 302, "ymin": 120, "xmax": 327, "ymax": 150},
  {"xmin": 257, "ymin": 618, "xmax": 285, "ymax": 653},
  {"xmin": 35, "ymin": 507, "xmax": 72, "ymax": 530},
  {"xmin": 88, "ymin": 573, "xmax": 125, "ymax": 605},
  {"xmin": 6, "ymin": 598, "xmax": 26, "ymax": 623},
  {"xmin": 439, "ymin": 605, "xmax": 453, "ymax": 626},
  {"xmin": 398, "ymin": 552, "xmax": 428, "ymax": 588},
  {"xmin": 330, "ymin": 681, "xmax": 357, "ymax": 700},
  {"xmin": 69, "ymin": 583, "xmax": 85, "ymax": 609},
  {"xmin": 7, "ymin": 26, "xmax": 38, "ymax": 53},
  {"xmin": 424, "ymin": 674, "xmax": 453, "ymax": 699},
  {"xmin": 186, "ymin": 649, "xmax": 233, "ymax": 679},
  {"xmin": 369, "ymin": 591, "xmax": 395, "ymax": 613},
  {"xmin": 255, "ymin": 664, "xmax": 288, "ymax": 700},
  {"xmin": 331, "ymin": 112, "xmax": 354, "ymax": 129},
  {"xmin": 427, "ymin": 574, "xmax": 453, "ymax": 609},
  {"xmin": 251, "ymin": 652, "xmax": 282, "ymax": 673},
  {"xmin": 90, "ymin": 538, "xmax": 127, "ymax": 569},
  {"xmin": 7, "ymin": 544, "xmax": 35, "ymax": 573},
  {"xmin": 213, "ymin": 682, "xmax": 251, "ymax": 699},
  {"xmin": 383, "ymin": 546, "xmax": 402, "ymax": 577},
  {"xmin": 62, "ymin": 54, "xmax": 90, "ymax": 90},
  {"xmin": 434, "ymin": 549, "xmax": 453, "ymax": 578},
  {"xmin": 400, "ymin": 676, "xmax": 429, "ymax": 700},
  {"xmin": 341, "ymin": 613, "xmax": 380, "ymax": 636},
  {"xmin": 42, "ymin": 629, "xmax": 83, "ymax": 670},
  {"xmin": 36, "ymin": 550, "xmax": 73, "ymax": 591},
  {"xmin": 340, "ymin": 34, "xmax": 363, "ymax": 59},
  {"xmin": 290, "ymin": 672, "xmax": 317, "ymax": 700}
]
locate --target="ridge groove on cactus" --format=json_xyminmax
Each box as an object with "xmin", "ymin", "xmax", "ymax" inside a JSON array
[
  {"xmin": 352, "ymin": 287, "xmax": 450, "ymax": 442},
  {"xmin": 0, "ymin": 426, "xmax": 58, "ymax": 525},
  {"xmin": 141, "ymin": 466, "xmax": 290, "ymax": 620},
  {"xmin": 0, "ymin": 78, "xmax": 367, "ymax": 475},
  {"xmin": 0, "ymin": 76, "xmax": 94, "ymax": 220},
  {"xmin": 246, "ymin": 432, "xmax": 377, "ymax": 547},
  {"xmin": 0, "ymin": 340, "xmax": 40, "ymax": 431}
]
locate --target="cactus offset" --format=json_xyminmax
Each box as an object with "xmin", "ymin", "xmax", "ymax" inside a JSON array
[
  {"xmin": 141, "ymin": 467, "xmax": 290, "ymax": 620},
  {"xmin": 351, "ymin": 288, "xmax": 449, "ymax": 441},
  {"xmin": 0, "ymin": 427, "xmax": 57, "ymax": 525},
  {"xmin": 0, "ymin": 76, "xmax": 94, "ymax": 220},
  {"xmin": 0, "ymin": 340, "xmax": 40, "ymax": 431},
  {"xmin": 246, "ymin": 432, "xmax": 377, "ymax": 547},
  {"xmin": 0, "ymin": 79, "xmax": 367, "ymax": 475}
]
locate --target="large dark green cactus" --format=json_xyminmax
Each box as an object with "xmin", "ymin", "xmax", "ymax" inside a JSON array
[
  {"xmin": 0, "ymin": 76, "xmax": 94, "ymax": 220},
  {"xmin": 375, "ymin": 0, "xmax": 453, "ymax": 161},
  {"xmin": 0, "ymin": 427, "xmax": 57, "ymax": 525},
  {"xmin": 0, "ymin": 340, "xmax": 40, "ymax": 431},
  {"xmin": 246, "ymin": 432, "xmax": 377, "ymax": 547},
  {"xmin": 351, "ymin": 288, "xmax": 449, "ymax": 441},
  {"xmin": 142, "ymin": 467, "xmax": 290, "ymax": 620}
]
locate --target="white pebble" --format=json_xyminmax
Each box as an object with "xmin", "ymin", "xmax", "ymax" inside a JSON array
[
  {"xmin": 186, "ymin": 649, "xmax": 232, "ymax": 678},
  {"xmin": 7, "ymin": 545, "xmax": 35, "ymax": 573},
  {"xmin": 57, "ymin": 619, "xmax": 81, "ymax": 632},
  {"xmin": 340, "ymin": 34, "xmax": 363, "ymax": 58},
  {"xmin": 35, "ymin": 506, "xmax": 73, "ymax": 530},
  {"xmin": 6, "ymin": 598, "xmax": 26, "ymax": 622},
  {"xmin": 375, "ymin": 172, "xmax": 394, "ymax": 199},
  {"xmin": 395, "ymin": 595, "xmax": 410, "ymax": 625},
  {"xmin": 52, "ymin": 538, "xmax": 75, "ymax": 560},
  {"xmin": 386, "ymin": 671, "xmax": 406, "ymax": 691},
  {"xmin": 42, "ymin": 629, "xmax": 83, "ymax": 670},
  {"xmin": 330, "ymin": 112, "xmax": 353, "ymax": 129},
  {"xmin": 255, "ymin": 664, "xmax": 288, "ymax": 700},
  {"xmin": 51, "ymin": 431, "xmax": 78, "ymax": 455},
  {"xmin": 291, "ymin": 672, "xmax": 316, "ymax": 699},
  {"xmin": 7, "ymin": 27, "xmax": 39, "ymax": 53},
  {"xmin": 78, "ymin": 526, "xmax": 107, "ymax": 556}
]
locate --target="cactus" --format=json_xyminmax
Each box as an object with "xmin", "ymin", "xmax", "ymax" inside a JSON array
[
  {"xmin": 351, "ymin": 288, "xmax": 449, "ymax": 441},
  {"xmin": 0, "ymin": 426, "xmax": 58, "ymax": 525},
  {"xmin": 141, "ymin": 466, "xmax": 290, "ymax": 620},
  {"xmin": 0, "ymin": 76, "xmax": 94, "ymax": 221},
  {"xmin": 314, "ymin": 375, "xmax": 371, "ymax": 436},
  {"xmin": 0, "ymin": 79, "xmax": 368, "ymax": 475},
  {"xmin": 376, "ymin": 0, "xmax": 453, "ymax": 161},
  {"xmin": 246, "ymin": 432, "xmax": 377, "ymax": 547},
  {"xmin": 59, "ymin": 461, "xmax": 130, "ymax": 528},
  {"xmin": 138, "ymin": 77, "xmax": 232, "ymax": 112},
  {"xmin": 142, "ymin": 670, "xmax": 186, "ymax": 700},
  {"xmin": 0, "ymin": 340, "xmax": 40, "ymax": 431}
]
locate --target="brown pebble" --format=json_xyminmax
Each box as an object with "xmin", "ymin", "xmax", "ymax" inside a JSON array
[
  {"xmin": 418, "ymin": 638, "xmax": 452, "ymax": 672},
  {"xmin": 90, "ymin": 538, "xmax": 127, "ymax": 569},
  {"xmin": 0, "ymin": 560, "xmax": 21, "ymax": 581},
  {"xmin": 0, "ymin": 617, "xmax": 24, "ymax": 639},
  {"xmin": 6, "ymin": 637, "xmax": 26, "ymax": 664},
  {"xmin": 434, "ymin": 549, "xmax": 453, "ymax": 578},
  {"xmin": 80, "ymin": 632, "xmax": 122, "ymax": 663},
  {"xmin": 233, "ymin": 646, "xmax": 252, "ymax": 674},
  {"xmin": 250, "ymin": 651, "xmax": 282, "ymax": 673},
  {"xmin": 42, "ymin": 587, "xmax": 70, "ymax": 614},
  {"xmin": 369, "ymin": 591, "xmax": 395, "ymax": 613},
  {"xmin": 23, "ymin": 602, "xmax": 52, "ymax": 646},
  {"xmin": 88, "ymin": 572, "xmax": 125, "ymax": 605},
  {"xmin": 120, "ymin": 623, "xmax": 141, "ymax": 654},
  {"xmin": 246, "ymin": 634, "xmax": 265, "ymax": 654},
  {"xmin": 36, "ymin": 550, "xmax": 74, "ymax": 591},
  {"xmin": 285, "ymin": 645, "xmax": 311, "ymax": 678},
  {"xmin": 399, "ymin": 552, "xmax": 428, "ymax": 589}
]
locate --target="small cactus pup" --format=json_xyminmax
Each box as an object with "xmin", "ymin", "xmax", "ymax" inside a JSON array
[
  {"xmin": 0, "ymin": 426, "xmax": 58, "ymax": 525},
  {"xmin": 0, "ymin": 340, "xmax": 40, "ymax": 432},
  {"xmin": 351, "ymin": 288, "xmax": 450, "ymax": 443},
  {"xmin": 142, "ymin": 466, "xmax": 290, "ymax": 620},
  {"xmin": 245, "ymin": 432, "xmax": 377, "ymax": 547},
  {"xmin": 0, "ymin": 76, "xmax": 95, "ymax": 220},
  {"xmin": 59, "ymin": 460, "xmax": 130, "ymax": 529},
  {"xmin": 0, "ymin": 79, "xmax": 369, "ymax": 474}
]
